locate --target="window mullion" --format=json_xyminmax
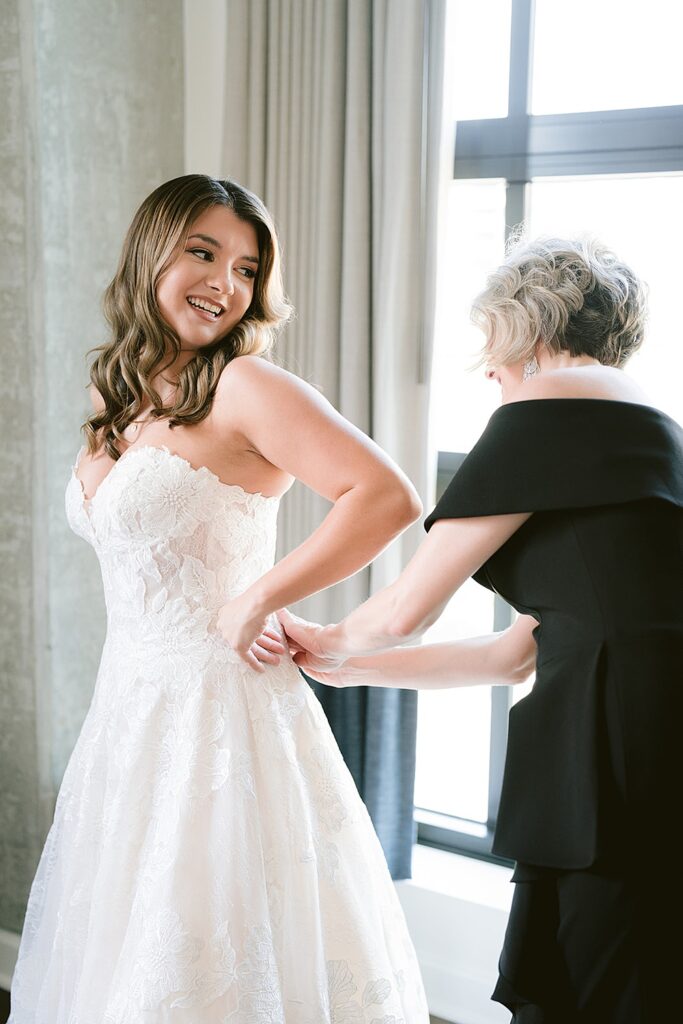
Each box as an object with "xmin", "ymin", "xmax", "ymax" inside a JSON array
[
  {"xmin": 508, "ymin": 0, "xmax": 535, "ymax": 118},
  {"xmin": 488, "ymin": 685, "xmax": 512, "ymax": 828},
  {"xmin": 505, "ymin": 181, "xmax": 526, "ymax": 234}
]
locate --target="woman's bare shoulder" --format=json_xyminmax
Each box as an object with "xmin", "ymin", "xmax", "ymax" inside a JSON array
[{"xmin": 508, "ymin": 366, "xmax": 650, "ymax": 405}]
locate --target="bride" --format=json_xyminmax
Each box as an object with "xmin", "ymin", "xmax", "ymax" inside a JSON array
[{"xmin": 8, "ymin": 174, "xmax": 429, "ymax": 1023}]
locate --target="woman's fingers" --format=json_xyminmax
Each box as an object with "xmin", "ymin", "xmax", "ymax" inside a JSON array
[
  {"xmin": 236, "ymin": 613, "xmax": 330, "ymax": 671},
  {"xmin": 277, "ymin": 610, "xmax": 304, "ymax": 652},
  {"xmin": 293, "ymin": 651, "xmax": 328, "ymax": 675},
  {"xmin": 293, "ymin": 652, "xmax": 344, "ymax": 687},
  {"xmin": 293, "ymin": 652, "xmax": 318, "ymax": 674},
  {"xmin": 277, "ymin": 607, "xmax": 309, "ymax": 634},
  {"xmin": 277, "ymin": 608, "xmax": 318, "ymax": 649}
]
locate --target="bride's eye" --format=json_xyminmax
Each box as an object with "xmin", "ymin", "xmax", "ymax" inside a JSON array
[{"xmin": 188, "ymin": 248, "xmax": 213, "ymax": 261}]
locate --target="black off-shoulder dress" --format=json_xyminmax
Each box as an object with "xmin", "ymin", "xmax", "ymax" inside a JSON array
[{"xmin": 424, "ymin": 398, "xmax": 683, "ymax": 1023}]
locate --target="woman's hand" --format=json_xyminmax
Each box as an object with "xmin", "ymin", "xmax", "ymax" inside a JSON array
[
  {"xmin": 215, "ymin": 594, "xmax": 286, "ymax": 671},
  {"xmin": 278, "ymin": 608, "xmax": 349, "ymax": 681}
]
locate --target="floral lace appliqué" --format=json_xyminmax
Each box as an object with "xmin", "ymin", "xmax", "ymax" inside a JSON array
[{"xmin": 7, "ymin": 446, "xmax": 429, "ymax": 1023}]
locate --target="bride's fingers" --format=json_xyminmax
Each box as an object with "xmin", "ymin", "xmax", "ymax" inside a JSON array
[
  {"xmin": 243, "ymin": 648, "xmax": 266, "ymax": 672},
  {"xmin": 251, "ymin": 642, "xmax": 280, "ymax": 665},
  {"xmin": 257, "ymin": 633, "xmax": 286, "ymax": 654}
]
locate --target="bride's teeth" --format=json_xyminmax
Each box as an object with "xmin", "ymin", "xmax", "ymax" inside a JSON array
[{"xmin": 188, "ymin": 297, "xmax": 222, "ymax": 316}]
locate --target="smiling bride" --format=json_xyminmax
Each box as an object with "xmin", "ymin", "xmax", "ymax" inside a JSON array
[{"xmin": 7, "ymin": 174, "xmax": 430, "ymax": 1024}]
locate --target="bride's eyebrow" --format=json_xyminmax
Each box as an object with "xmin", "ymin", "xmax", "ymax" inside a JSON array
[
  {"xmin": 188, "ymin": 232, "xmax": 221, "ymax": 248},
  {"xmin": 187, "ymin": 233, "xmax": 259, "ymax": 265}
]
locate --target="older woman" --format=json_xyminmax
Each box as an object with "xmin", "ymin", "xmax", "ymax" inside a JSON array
[{"xmin": 281, "ymin": 237, "xmax": 683, "ymax": 1022}]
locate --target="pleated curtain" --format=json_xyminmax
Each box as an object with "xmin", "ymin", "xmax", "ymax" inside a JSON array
[{"xmin": 220, "ymin": 0, "xmax": 447, "ymax": 878}]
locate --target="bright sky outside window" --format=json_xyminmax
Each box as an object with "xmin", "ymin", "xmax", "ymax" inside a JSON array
[
  {"xmin": 414, "ymin": 580, "xmax": 495, "ymax": 823},
  {"xmin": 452, "ymin": 0, "xmax": 512, "ymax": 121},
  {"xmin": 430, "ymin": 179, "xmax": 506, "ymax": 455},
  {"xmin": 532, "ymin": 0, "xmax": 683, "ymax": 115},
  {"xmin": 528, "ymin": 173, "xmax": 683, "ymax": 422}
]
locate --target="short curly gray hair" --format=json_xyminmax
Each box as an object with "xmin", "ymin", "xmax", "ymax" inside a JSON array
[{"xmin": 472, "ymin": 234, "xmax": 648, "ymax": 369}]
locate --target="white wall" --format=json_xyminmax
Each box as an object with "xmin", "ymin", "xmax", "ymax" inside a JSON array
[
  {"xmin": 184, "ymin": 0, "xmax": 226, "ymax": 174},
  {"xmin": 0, "ymin": 0, "xmax": 184, "ymax": 939}
]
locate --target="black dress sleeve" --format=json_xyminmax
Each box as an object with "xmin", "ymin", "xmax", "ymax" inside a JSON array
[{"xmin": 424, "ymin": 398, "xmax": 683, "ymax": 530}]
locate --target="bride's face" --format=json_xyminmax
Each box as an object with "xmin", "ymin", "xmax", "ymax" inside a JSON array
[{"xmin": 156, "ymin": 205, "xmax": 259, "ymax": 349}]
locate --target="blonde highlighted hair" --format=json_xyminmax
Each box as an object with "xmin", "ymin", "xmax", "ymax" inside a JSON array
[
  {"xmin": 472, "ymin": 233, "xmax": 648, "ymax": 370},
  {"xmin": 83, "ymin": 174, "xmax": 293, "ymax": 459}
]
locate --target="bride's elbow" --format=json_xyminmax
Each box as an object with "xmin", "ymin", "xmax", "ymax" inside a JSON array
[
  {"xmin": 380, "ymin": 477, "xmax": 423, "ymax": 531},
  {"xmin": 403, "ymin": 486, "xmax": 423, "ymax": 524}
]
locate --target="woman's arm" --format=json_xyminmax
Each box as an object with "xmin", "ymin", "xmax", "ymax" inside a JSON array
[
  {"xmin": 302, "ymin": 511, "xmax": 532, "ymax": 661},
  {"xmin": 285, "ymin": 611, "xmax": 538, "ymax": 689},
  {"xmin": 213, "ymin": 356, "xmax": 423, "ymax": 663}
]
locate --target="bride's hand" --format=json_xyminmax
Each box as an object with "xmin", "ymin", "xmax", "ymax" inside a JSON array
[
  {"xmin": 215, "ymin": 595, "xmax": 286, "ymax": 672},
  {"xmin": 277, "ymin": 608, "xmax": 349, "ymax": 684}
]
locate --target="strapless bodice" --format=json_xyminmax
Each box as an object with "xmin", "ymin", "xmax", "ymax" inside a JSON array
[{"xmin": 65, "ymin": 444, "xmax": 280, "ymax": 672}]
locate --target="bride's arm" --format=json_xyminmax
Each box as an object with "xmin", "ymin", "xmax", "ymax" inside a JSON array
[{"xmin": 214, "ymin": 356, "xmax": 422, "ymax": 659}]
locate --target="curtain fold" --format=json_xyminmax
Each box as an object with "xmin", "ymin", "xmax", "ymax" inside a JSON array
[{"xmin": 221, "ymin": 0, "xmax": 446, "ymax": 878}]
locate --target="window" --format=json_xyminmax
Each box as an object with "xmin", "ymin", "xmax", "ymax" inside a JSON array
[{"xmin": 416, "ymin": 0, "xmax": 683, "ymax": 861}]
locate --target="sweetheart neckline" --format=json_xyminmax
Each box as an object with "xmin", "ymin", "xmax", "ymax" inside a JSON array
[{"xmin": 71, "ymin": 443, "xmax": 281, "ymax": 516}]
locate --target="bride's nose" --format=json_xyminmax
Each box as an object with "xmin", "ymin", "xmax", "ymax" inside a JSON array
[{"xmin": 205, "ymin": 265, "xmax": 235, "ymax": 296}]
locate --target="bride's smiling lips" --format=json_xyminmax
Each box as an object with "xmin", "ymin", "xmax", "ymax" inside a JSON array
[{"xmin": 186, "ymin": 295, "xmax": 226, "ymax": 321}]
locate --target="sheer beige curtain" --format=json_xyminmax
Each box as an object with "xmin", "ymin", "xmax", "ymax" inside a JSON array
[{"xmin": 221, "ymin": 0, "xmax": 448, "ymax": 622}]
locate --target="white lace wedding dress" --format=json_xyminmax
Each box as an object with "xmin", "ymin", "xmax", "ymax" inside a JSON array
[{"xmin": 8, "ymin": 443, "xmax": 429, "ymax": 1024}]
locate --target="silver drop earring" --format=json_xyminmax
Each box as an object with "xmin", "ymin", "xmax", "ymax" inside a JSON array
[{"xmin": 522, "ymin": 356, "xmax": 540, "ymax": 382}]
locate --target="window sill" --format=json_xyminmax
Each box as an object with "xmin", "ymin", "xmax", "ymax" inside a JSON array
[
  {"xmin": 395, "ymin": 845, "xmax": 513, "ymax": 1024},
  {"xmin": 406, "ymin": 843, "xmax": 513, "ymax": 910}
]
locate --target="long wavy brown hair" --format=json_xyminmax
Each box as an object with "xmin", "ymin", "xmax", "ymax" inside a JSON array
[{"xmin": 82, "ymin": 175, "xmax": 293, "ymax": 459}]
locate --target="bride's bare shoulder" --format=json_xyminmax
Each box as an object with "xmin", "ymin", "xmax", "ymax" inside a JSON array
[
  {"xmin": 214, "ymin": 355, "xmax": 319, "ymax": 410},
  {"xmin": 217, "ymin": 354, "xmax": 292, "ymax": 388}
]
